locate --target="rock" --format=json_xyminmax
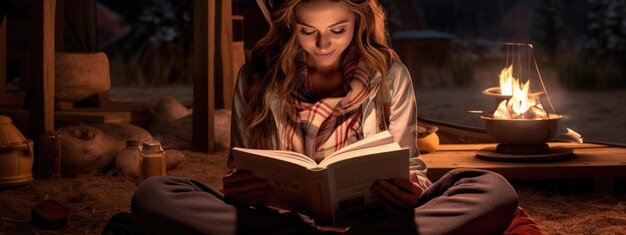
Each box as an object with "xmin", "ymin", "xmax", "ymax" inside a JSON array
[
  {"xmin": 115, "ymin": 153, "xmax": 141, "ymax": 177},
  {"xmin": 146, "ymin": 96, "xmax": 193, "ymax": 149},
  {"xmin": 58, "ymin": 124, "xmax": 153, "ymax": 177},
  {"xmin": 152, "ymin": 115, "xmax": 193, "ymax": 149},
  {"xmin": 114, "ymin": 142, "xmax": 142, "ymax": 177},
  {"xmin": 146, "ymin": 96, "xmax": 192, "ymax": 131},
  {"xmin": 93, "ymin": 123, "xmax": 153, "ymax": 143},
  {"xmin": 214, "ymin": 109, "xmax": 231, "ymax": 149},
  {"xmin": 58, "ymin": 125, "xmax": 119, "ymax": 177},
  {"xmin": 146, "ymin": 96, "xmax": 231, "ymax": 149},
  {"xmin": 165, "ymin": 150, "xmax": 185, "ymax": 170}
]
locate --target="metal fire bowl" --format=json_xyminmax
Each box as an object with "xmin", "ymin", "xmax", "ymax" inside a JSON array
[{"xmin": 481, "ymin": 115, "xmax": 561, "ymax": 146}]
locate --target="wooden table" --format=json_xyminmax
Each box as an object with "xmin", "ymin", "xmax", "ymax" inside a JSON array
[{"xmin": 420, "ymin": 142, "xmax": 626, "ymax": 193}]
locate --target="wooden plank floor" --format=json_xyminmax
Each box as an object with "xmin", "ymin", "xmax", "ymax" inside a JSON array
[{"xmin": 421, "ymin": 142, "xmax": 626, "ymax": 190}]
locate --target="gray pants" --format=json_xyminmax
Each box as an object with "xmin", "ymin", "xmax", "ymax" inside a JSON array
[{"xmin": 131, "ymin": 169, "xmax": 518, "ymax": 235}]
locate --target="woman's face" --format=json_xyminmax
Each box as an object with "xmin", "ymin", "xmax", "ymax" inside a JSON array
[{"xmin": 294, "ymin": 0, "xmax": 355, "ymax": 71}]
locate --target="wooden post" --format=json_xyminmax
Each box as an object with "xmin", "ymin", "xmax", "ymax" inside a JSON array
[
  {"xmin": 218, "ymin": 0, "xmax": 234, "ymax": 110},
  {"xmin": 192, "ymin": 0, "xmax": 215, "ymax": 152},
  {"xmin": 0, "ymin": 15, "xmax": 6, "ymax": 94},
  {"xmin": 232, "ymin": 15, "xmax": 246, "ymax": 81},
  {"xmin": 29, "ymin": 0, "xmax": 56, "ymax": 138}
]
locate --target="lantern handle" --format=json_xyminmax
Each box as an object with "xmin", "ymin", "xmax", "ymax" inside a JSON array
[{"xmin": 528, "ymin": 44, "xmax": 559, "ymax": 116}]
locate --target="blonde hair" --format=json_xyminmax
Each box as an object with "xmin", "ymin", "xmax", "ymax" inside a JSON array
[{"xmin": 243, "ymin": 0, "xmax": 398, "ymax": 148}]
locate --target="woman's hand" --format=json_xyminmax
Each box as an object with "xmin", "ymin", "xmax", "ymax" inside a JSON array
[
  {"xmin": 371, "ymin": 178, "xmax": 423, "ymax": 213},
  {"xmin": 222, "ymin": 169, "xmax": 269, "ymax": 205}
]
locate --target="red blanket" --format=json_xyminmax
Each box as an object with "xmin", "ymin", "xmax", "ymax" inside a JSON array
[{"xmin": 504, "ymin": 207, "xmax": 547, "ymax": 235}]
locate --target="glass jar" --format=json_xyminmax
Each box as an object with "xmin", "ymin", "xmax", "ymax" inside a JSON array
[
  {"xmin": 139, "ymin": 140, "xmax": 166, "ymax": 183},
  {"xmin": 38, "ymin": 131, "xmax": 62, "ymax": 179}
]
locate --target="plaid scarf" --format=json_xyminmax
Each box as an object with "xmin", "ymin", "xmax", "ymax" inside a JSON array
[{"xmin": 281, "ymin": 48, "xmax": 371, "ymax": 162}]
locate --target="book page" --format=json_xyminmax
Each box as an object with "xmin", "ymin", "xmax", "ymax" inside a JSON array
[
  {"xmin": 232, "ymin": 147, "xmax": 317, "ymax": 168},
  {"xmin": 322, "ymin": 131, "xmax": 394, "ymax": 164},
  {"xmin": 324, "ymin": 147, "xmax": 409, "ymax": 224},
  {"xmin": 232, "ymin": 130, "xmax": 393, "ymax": 169},
  {"xmin": 319, "ymin": 143, "xmax": 401, "ymax": 167},
  {"xmin": 231, "ymin": 149, "xmax": 319, "ymax": 215}
]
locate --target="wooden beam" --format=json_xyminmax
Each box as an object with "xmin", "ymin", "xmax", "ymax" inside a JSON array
[
  {"xmin": 192, "ymin": 0, "xmax": 215, "ymax": 152},
  {"xmin": 0, "ymin": 107, "xmax": 133, "ymax": 125},
  {"xmin": 29, "ymin": 0, "xmax": 56, "ymax": 138}
]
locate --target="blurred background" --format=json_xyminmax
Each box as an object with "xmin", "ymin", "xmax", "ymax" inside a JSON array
[{"xmin": 3, "ymin": 0, "xmax": 625, "ymax": 143}]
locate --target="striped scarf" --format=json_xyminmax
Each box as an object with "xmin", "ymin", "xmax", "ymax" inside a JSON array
[{"xmin": 281, "ymin": 48, "xmax": 371, "ymax": 162}]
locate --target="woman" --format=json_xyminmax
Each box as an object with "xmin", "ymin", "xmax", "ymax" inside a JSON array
[{"xmin": 130, "ymin": 0, "xmax": 518, "ymax": 234}]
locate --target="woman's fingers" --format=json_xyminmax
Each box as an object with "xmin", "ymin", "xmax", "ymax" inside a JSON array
[
  {"xmin": 378, "ymin": 195, "xmax": 403, "ymax": 214},
  {"xmin": 391, "ymin": 178, "xmax": 423, "ymax": 196},
  {"xmin": 223, "ymin": 177, "xmax": 268, "ymax": 195},
  {"xmin": 222, "ymin": 170, "xmax": 254, "ymax": 185},
  {"xmin": 373, "ymin": 180, "xmax": 415, "ymax": 208},
  {"xmin": 372, "ymin": 179, "xmax": 421, "ymax": 212},
  {"xmin": 222, "ymin": 169, "xmax": 270, "ymax": 203},
  {"xmin": 235, "ymin": 187, "xmax": 270, "ymax": 204}
]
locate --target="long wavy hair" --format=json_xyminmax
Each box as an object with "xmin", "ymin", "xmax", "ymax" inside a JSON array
[{"xmin": 243, "ymin": 0, "xmax": 399, "ymax": 149}]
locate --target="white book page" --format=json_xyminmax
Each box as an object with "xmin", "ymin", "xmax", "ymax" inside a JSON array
[
  {"xmin": 319, "ymin": 143, "xmax": 402, "ymax": 168},
  {"xmin": 324, "ymin": 147, "xmax": 409, "ymax": 223},
  {"xmin": 320, "ymin": 131, "xmax": 394, "ymax": 165},
  {"xmin": 232, "ymin": 147, "xmax": 317, "ymax": 168}
]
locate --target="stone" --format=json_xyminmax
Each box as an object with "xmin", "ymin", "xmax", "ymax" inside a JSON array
[
  {"xmin": 146, "ymin": 96, "xmax": 192, "ymax": 131},
  {"xmin": 146, "ymin": 96, "xmax": 231, "ymax": 149},
  {"xmin": 164, "ymin": 149, "xmax": 185, "ymax": 170},
  {"xmin": 58, "ymin": 123, "xmax": 152, "ymax": 177}
]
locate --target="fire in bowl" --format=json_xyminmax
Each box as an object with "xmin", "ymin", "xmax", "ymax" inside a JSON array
[
  {"xmin": 482, "ymin": 87, "xmax": 544, "ymax": 108},
  {"xmin": 481, "ymin": 114, "xmax": 561, "ymax": 146}
]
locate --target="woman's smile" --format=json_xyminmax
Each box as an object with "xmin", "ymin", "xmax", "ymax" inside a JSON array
[{"xmin": 314, "ymin": 49, "xmax": 336, "ymax": 60}]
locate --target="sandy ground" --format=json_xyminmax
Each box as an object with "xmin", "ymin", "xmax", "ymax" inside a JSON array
[
  {"xmin": 1, "ymin": 150, "xmax": 625, "ymax": 234},
  {"xmin": 0, "ymin": 150, "xmax": 229, "ymax": 235}
]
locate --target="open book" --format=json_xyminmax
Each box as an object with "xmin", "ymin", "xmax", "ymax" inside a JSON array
[{"xmin": 231, "ymin": 131, "xmax": 409, "ymax": 226}]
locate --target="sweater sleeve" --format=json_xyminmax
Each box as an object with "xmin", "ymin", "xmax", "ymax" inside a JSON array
[
  {"xmin": 387, "ymin": 61, "xmax": 433, "ymax": 190},
  {"xmin": 228, "ymin": 64, "xmax": 252, "ymax": 168}
]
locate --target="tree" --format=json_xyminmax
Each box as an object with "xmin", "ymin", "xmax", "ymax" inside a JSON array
[
  {"xmin": 584, "ymin": 0, "xmax": 626, "ymax": 58},
  {"xmin": 532, "ymin": 0, "xmax": 563, "ymax": 63}
]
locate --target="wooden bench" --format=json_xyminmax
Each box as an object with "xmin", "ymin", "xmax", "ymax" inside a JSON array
[{"xmin": 421, "ymin": 142, "xmax": 626, "ymax": 193}]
